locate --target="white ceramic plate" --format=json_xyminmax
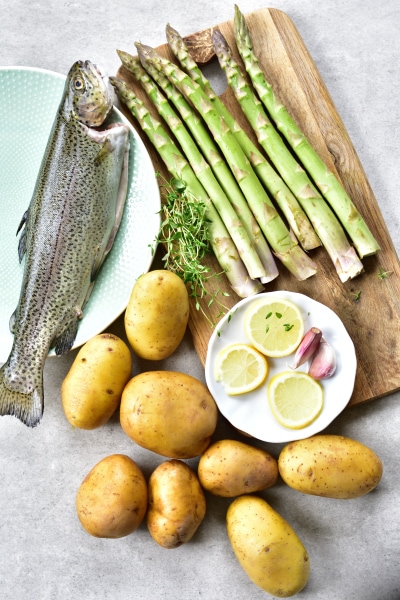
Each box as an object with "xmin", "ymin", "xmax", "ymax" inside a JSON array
[
  {"xmin": 205, "ymin": 291, "xmax": 357, "ymax": 443},
  {"xmin": 0, "ymin": 66, "xmax": 161, "ymax": 362}
]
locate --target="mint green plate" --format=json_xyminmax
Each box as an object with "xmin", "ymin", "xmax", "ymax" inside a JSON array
[{"xmin": 0, "ymin": 66, "xmax": 161, "ymax": 362}]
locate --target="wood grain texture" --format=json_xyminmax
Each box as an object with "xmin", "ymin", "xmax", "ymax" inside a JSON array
[{"xmin": 116, "ymin": 8, "xmax": 400, "ymax": 407}]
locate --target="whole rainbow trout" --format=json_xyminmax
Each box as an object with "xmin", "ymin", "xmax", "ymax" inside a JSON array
[{"xmin": 0, "ymin": 60, "xmax": 130, "ymax": 427}]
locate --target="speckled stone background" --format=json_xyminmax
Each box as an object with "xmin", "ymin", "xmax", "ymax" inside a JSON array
[{"xmin": 1, "ymin": 1, "xmax": 400, "ymax": 599}]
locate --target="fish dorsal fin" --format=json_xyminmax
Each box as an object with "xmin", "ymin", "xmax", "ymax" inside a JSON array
[
  {"xmin": 9, "ymin": 309, "xmax": 17, "ymax": 334},
  {"xmin": 16, "ymin": 209, "xmax": 29, "ymax": 262}
]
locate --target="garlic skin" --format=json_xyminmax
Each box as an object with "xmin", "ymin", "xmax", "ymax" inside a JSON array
[
  {"xmin": 308, "ymin": 337, "xmax": 337, "ymax": 380},
  {"xmin": 290, "ymin": 327, "xmax": 322, "ymax": 369}
]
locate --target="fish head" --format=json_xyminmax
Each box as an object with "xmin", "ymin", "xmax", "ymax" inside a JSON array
[{"xmin": 64, "ymin": 60, "xmax": 115, "ymax": 127}]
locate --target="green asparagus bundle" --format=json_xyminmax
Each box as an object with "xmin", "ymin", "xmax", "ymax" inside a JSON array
[
  {"xmin": 135, "ymin": 42, "xmax": 318, "ymax": 282},
  {"xmin": 119, "ymin": 53, "xmax": 271, "ymax": 282},
  {"xmin": 165, "ymin": 24, "xmax": 321, "ymax": 253},
  {"xmin": 117, "ymin": 49, "xmax": 279, "ymax": 283},
  {"xmin": 110, "ymin": 76, "xmax": 263, "ymax": 298},
  {"xmin": 212, "ymin": 28, "xmax": 364, "ymax": 283},
  {"xmin": 233, "ymin": 4, "xmax": 380, "ymax": 259}
]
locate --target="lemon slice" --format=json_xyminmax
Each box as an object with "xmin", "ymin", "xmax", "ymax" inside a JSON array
[
  {"xmin": 245, "ymin": 297, "xmax": 304, "ymax": 357},
  {"xmin": 268, "ymin": 371, "xmax": 323, "ymax": 429},
  {"xmin": 215, "ymin": 343, "xmax": 269, "ymax": 395}
]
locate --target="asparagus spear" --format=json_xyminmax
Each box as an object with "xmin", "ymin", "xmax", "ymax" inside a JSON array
[
  {"xmin": 117, "ymin": 49, "xmax": 278, "ymax": 283},
  {"xmin": 122, "ymin": 54, "xmax": 269, "ymax": 281},
  {"xmin": 165, "ymin": 23, "xmax": 320, "ymax": 252},
  {"xmin": 233, "ymin": 4, "xmax": 380, "ymax": 258},
  {"xmin": 110, "ymin": 76, "xmax": 263, "ymax": 298},
  {"xmin": 135, "ymin": 43, "xmax": 318, "ymax": 282},
  {"xmin": 212, "ymin": 29, "xmax": 364, "ymax": 283}
]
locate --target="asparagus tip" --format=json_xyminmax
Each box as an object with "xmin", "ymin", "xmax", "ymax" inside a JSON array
[
  {"xmin": 166, "ymin": 22, "xmax": 183, "ymax": 46},
  {"xmin": 109, "ymin": 76, "xmax": 131, "ymax": 100},
  {"xmin": 116, "ymin": 48, "xmax": 135, "ymax": 67},
  {"xmin": 135, "ymin": 41, "xmax": 158, "ymax": 64}
]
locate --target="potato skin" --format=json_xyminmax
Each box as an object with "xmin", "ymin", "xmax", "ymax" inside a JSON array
[
  {"xmin": 124, "ymin": 270, "xmax": 189, "ymax": 360},
  {"xmin": 147, "ymin": 459, "xmax": 206, "ymax": 549},
  {"xmin": 227, "ymin": 495, "xmax": 310, "ymax": 597},
  {"xmin": 120, "ymin": 370, "xmax": 218, "ymax": 459},
  {"xmin": 198, "ymin": 439, "xmax": 278, "ymax": 497},
  {"xmin": 61, "ymin": 333, "xmax": 132, "ymax": 429},
  {"xmin": 76, "ymin": 454, "xmax": 148, "ymax": 538},
  {"xmin": 278, "ymin": 434, "xmax": 383, "ymax": 499}
]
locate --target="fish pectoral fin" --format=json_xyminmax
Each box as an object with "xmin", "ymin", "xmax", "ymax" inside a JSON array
[
  {"xmin": 94, "ymin": 137, "xmax": 113, "ymax": 166},
  {"xmin": 53, "ymin": 318, "xmax": 80, "ymax": 356}
]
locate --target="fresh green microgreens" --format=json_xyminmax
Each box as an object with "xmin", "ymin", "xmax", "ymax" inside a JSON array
[
  {"xmin": 154, "ymin": 175, "xmax": 230, "ymax": 327},
  {"xmin": 283, "ymin": 323, "xmax": 294, "ymax": 331},
  {"xmin": 377, "ymin": 267, "xmax": 392, "ymax": 280},
  {"xmin": 352, "ymin": 290, "xmax": 362, "ymax": 302}
]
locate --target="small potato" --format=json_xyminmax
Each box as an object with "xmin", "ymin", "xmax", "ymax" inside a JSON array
[
  {"xmin": 61, "ymin": 333, "xmax": 132, "ymax": 429},
  {"xmin": 124, "ymin": 270, "xmax": 189, "ymax": 360},
  {"xmin": 120, "ymin": 370, "xmax": 218, "ymax": 459},
  {"xmin": 76, "ymin": 454, "xmax": 148, "ymax": 538},
  {"xmin": 147, "ymin": 459, "xmax": 206, "ymax": 549},
  {"xmin": 198, "ymin": 439, "xmax": 278, "ymax": 497},
  {"xmin": 278, "ymin": 434, "xmax": 383, "ymax": 499},
  {"xmin": 227, "ymin": 495, "xmax": 310, "ymax": 597}
]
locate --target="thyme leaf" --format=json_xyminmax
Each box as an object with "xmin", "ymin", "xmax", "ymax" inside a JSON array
[{"xmin": 377, "ymin": 267, "xmax": 392, "ymax": 280}]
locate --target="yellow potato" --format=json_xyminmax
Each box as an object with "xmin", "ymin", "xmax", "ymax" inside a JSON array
[
  {"xmin": 124, "ymin": 270, "xmax": 189, "ymax": 360},
  {"xmin": 61, "ymin": 333, "xmax": 132, "ymax": 429},
  {"xmin": 147, "ymin": 459, "xmax": 206, "ymax": 549},
  {"xmin": 120, "ymin": 370, "xmax": 218, "ymax": 459},
  {"xmin": 198, "ymin": 439, "xmax": 278, "ymax": 497},
  {"xmin": 227, "ymin": 495, "xmax": 310, "ymax": 597},
  {"xmin": 278, "ymin": 434, "xmax": 383, "ymax": 499},
  {"xmin": 76, "ymin": 454, "xmax": 148, "ymax": 538}
]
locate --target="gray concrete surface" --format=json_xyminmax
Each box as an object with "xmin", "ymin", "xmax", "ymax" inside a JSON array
[{"xmin": 1, "ymin": 1, "xmax": 399, "ymax": 599}]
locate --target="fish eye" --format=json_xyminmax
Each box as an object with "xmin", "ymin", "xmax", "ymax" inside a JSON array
[{"xmin": 74, "ymin": 77, "xmax": 85, "ymax": 91}]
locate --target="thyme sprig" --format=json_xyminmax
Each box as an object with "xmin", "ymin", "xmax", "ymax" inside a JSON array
[{"xmin": 155, "ymin": 176, "xmax": 230, "ymax": 326}]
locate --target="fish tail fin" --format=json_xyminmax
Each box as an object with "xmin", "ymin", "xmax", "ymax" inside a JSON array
[{"xmin": 0, "ymin": 363, "xmax": 43, "ymax": 427}]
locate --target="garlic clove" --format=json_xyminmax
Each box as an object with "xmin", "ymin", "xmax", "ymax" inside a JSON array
[
  {"xmin": 308, "ymin": 337, "xmax": 337, "ymax": 380},
  {"xmin": 290, "ymin": 327, "xmax": 322, "ymax": 369}
]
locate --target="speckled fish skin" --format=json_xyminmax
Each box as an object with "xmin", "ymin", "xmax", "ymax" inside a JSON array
[{"xmin": 0, "ymin": 60, "xmax": 130, "ymax": 428}]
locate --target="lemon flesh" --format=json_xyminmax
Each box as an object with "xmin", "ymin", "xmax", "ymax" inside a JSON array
[
  {"xmin": 245, "ymin": 298, "xmax": 304, "ymax": 358},
  {"xmin": 215, "ymin": 343, "xmax": 269, "ymax": 395},
  {"xmin": 268, "ymin": 371, "xmax": 323, "ymax": 429}
]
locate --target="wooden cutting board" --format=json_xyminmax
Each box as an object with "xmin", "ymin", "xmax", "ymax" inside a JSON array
[{"xmin": 116, "ymin": 7, "xmax": 400, "ymax": 407}]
